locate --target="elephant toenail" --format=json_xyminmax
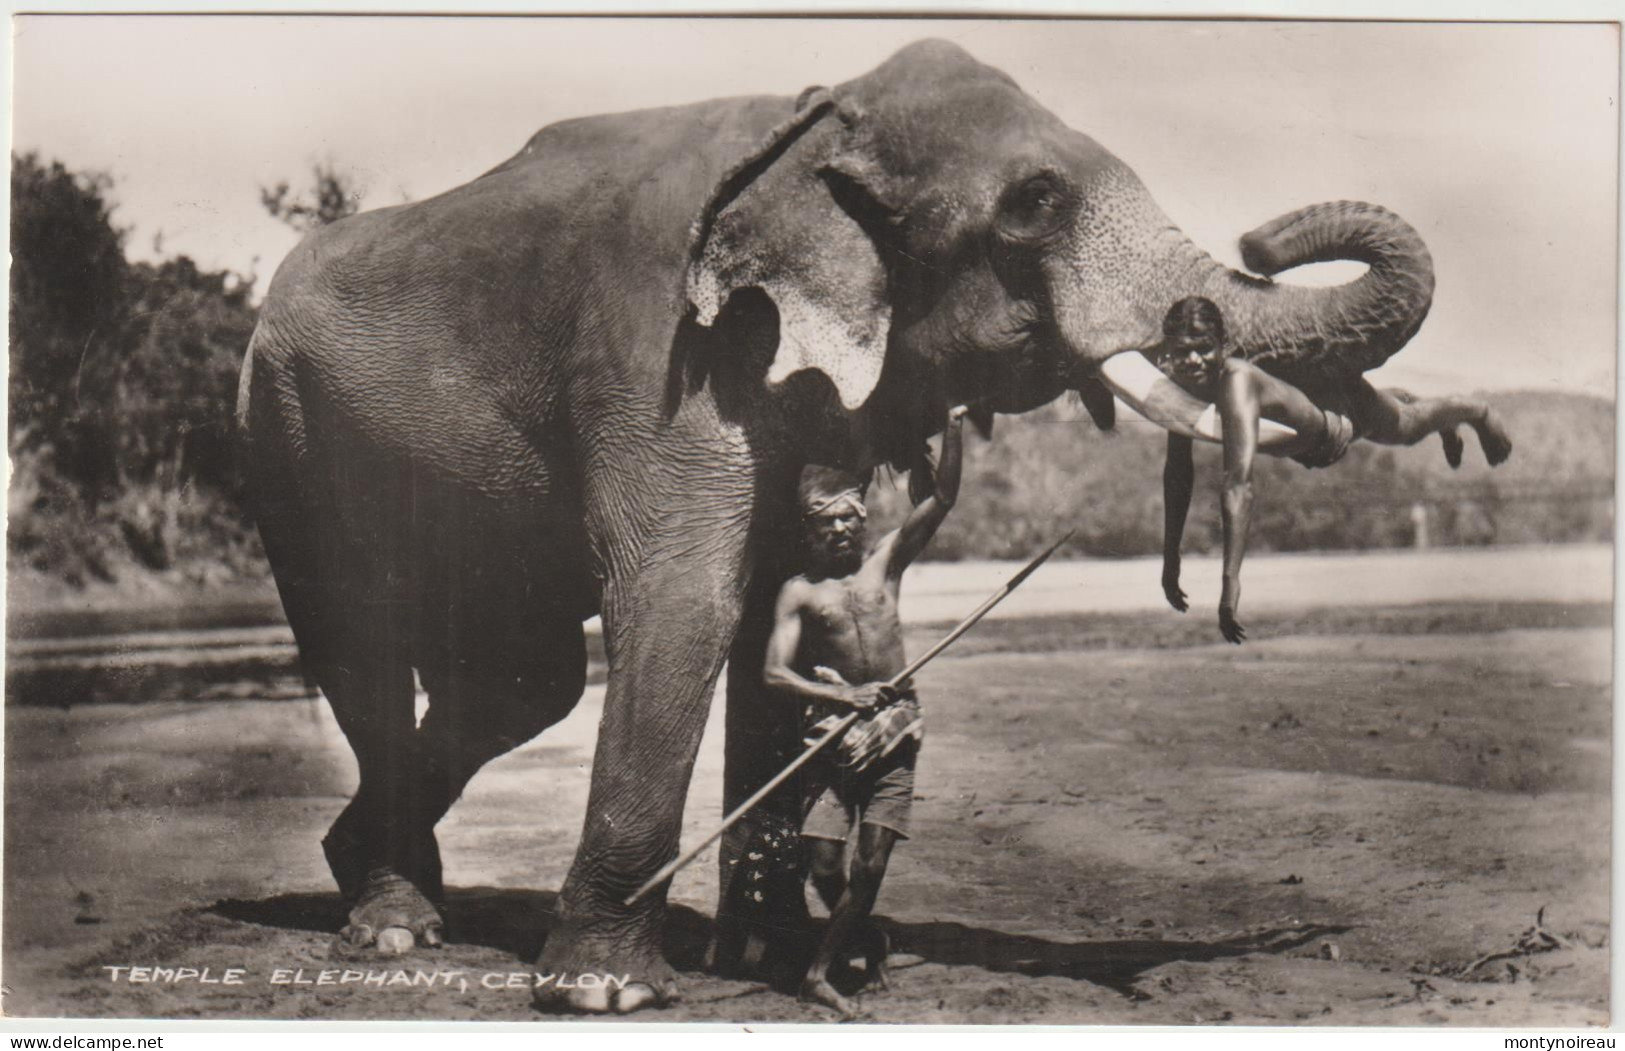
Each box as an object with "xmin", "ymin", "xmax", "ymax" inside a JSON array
[
  {"xmin": 613, "ymin": 983, "xmax": 661, "ymax": 1014},
  {"xmin": 375, "ymin": 926, "xmax": 416, "ymax": 954},
  {"xmin": 343, "ymin": 923, "xmax": 375, "ymax": 948},
  {"xmin": 571, "ymin": 984, "xmax": 612, "ymax": 1013},
  {"xmin": 422, "ymin": 925, "xmax": 443, "ymax": 948}
]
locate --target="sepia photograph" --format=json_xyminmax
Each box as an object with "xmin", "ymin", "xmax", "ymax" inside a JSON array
[{"xmin": 4, "ymin": 11, "xmax": 1616, "ymax": 1028}]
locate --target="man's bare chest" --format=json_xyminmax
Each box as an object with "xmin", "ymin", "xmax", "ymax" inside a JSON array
[{"xmin": 802, "ymin": 578, "xmax": 896, "ymax": 639}]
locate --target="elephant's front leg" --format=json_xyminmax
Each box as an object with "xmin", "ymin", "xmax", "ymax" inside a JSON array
[{"xmin": 534, "ymin": 548, "xmax": 747, "ymax": 1014}]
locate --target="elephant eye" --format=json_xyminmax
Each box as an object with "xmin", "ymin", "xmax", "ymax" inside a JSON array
[
  {"xmin": 997, "ymin": 174, "xmax": 1074, "ymax": 241},
  {"xmin": 1022, "ymin": 184, "xmax": 1061, "ymax": 211}
]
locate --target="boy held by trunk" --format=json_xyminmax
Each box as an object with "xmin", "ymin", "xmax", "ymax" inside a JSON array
[{"xmin": 1149, "ymin": 296, "xmax": 1511, "ymax": 642}]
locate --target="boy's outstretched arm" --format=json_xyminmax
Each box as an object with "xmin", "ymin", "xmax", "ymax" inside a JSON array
[
  {"xmin": 888, "ymin": 405, "xmax": 968, "ymax": 577},
  {"xmin": 1217, "ymin": 359, "xmax": 1347, "ymax": 642},
  {"xmin": 762, "ymin": 584, "xmax": 894, "ymax": 712},
  {"xmin": 1161, "ymin": 433, "xmax": 1195, "ymax": 613}
]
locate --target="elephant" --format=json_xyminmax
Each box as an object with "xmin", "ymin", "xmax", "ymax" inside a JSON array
[{"xmin": 237, "ymin": 38, "xmax": 1436, "ymax": 1014}]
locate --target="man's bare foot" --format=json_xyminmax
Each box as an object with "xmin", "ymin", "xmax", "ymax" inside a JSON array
[
  {"xmin": 1476, "ymin": 414, "xmax": 1513, "ymax": 466},
  {"xmin": 1439, "ymin": 427, "xmax": 1464, "ymax": 469},
  {"xmin": 864, "ymin": 927, "xmax": 891, "ymax": 991},
  {"xmin": 801, "ymin": 976, "xmax": 858, "ymax": 1019}
]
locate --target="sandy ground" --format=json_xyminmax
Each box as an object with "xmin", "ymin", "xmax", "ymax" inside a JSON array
[
  {"xmin": 2, "ymin": 547, "xmax": 1612, "ymax": 1025},
  {"xmin": 903, "ymin": 544, "xmax": 1614, "ymax": 622}
]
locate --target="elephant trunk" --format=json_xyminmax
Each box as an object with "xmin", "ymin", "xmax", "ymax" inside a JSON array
[
  {"xmin": 1053, "ymin": 167, "xmax": 1435, "ymax": 390},
  {"xmin": 1202, "ymin": 200, "xmax": 1436, "ymax": 382}
]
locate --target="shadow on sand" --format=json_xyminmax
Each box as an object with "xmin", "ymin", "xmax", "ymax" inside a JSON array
[
  {"xmin": 885, "ymin": 918, "xmax": 1350, "ymax": 996},
  {"xmin": 212, "ymin": 888, "xmax": 1345, "ymax": 1000}
]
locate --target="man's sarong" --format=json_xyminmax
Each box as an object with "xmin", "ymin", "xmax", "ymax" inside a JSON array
[{"xmin": 804, "ymin": 695, "xmax": 924, "ymax": 774}]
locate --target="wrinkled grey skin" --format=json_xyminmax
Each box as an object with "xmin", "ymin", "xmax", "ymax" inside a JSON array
[{"xmin": 237, "ymin": 40, "xmax": 1433, "ymax": 1014}]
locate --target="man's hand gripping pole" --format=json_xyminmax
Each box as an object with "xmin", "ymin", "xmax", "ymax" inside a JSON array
[{"xmin": 624, "ymin": 530, "xmax": 1075, "ymax": 906}]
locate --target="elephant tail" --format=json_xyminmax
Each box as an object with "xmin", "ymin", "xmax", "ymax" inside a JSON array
[{"xmin": 235, "ymin": 325, "xmax": 261, "ymax": 439}]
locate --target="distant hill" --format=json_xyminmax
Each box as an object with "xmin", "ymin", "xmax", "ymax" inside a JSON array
[
  {"xmin": 9, "ymin": 387, "xmax": 1611, "ymax": 605},
  {"xmin": 867, "ymin": 389, "xmax": 1615, "ymax": 560}
]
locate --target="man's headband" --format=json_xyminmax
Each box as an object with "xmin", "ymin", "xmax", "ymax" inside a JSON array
[
  {"xmin": 803, "ymin": 491, "xmax": 867, "ymax": 520},
  {"xmin": 798, "ymin": 464, "xmax": 868, "ymax": 520}
]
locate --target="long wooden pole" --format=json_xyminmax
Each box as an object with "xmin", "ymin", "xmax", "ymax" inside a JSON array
[{"xmin": 624, "ymin": 530, "xmax": 1074, "ymax": 906}]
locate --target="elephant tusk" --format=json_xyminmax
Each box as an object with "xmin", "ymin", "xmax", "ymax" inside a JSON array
[{"xmin": 1097, "ymin": 351, "xmax": 1302, "ymax": 450}]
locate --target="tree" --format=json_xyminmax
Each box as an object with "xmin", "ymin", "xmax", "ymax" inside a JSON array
[
  {"xmin": 10, "ymin": 151, "xmax": 259, "ymax": 494},
  {"xmin": 9, "ymin": 152, "xmax": 130, "ymax": 486},
  {"xmin": 260, "ymin": 161, "xmax": 362, "ymax": 231},
  {"xmin": 118, "ymin": 255, "xmax": 258, "ymax": 493},
  {"xmin": 9, "ymin": 153, "xmax": 262, "ymax": 581}
]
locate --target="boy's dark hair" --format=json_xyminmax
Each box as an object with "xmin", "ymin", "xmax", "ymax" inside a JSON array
[{"xmin": 1163, "ymin": 296, "xmax": 1226, "ymax": 344}]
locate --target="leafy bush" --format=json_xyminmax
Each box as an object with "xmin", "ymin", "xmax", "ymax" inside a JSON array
[{"xmin": 9, "ymin": 153, "xmax": 260, "ymax": 585}]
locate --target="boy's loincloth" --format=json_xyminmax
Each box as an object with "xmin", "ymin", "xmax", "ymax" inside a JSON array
[
  {"xmin": 1290, "ymin": 407, "xmax": 1355, "ymax": 469},
  {"xmin": 1288, "ymin": 374, "xmax": 1386, "ymax": 468}
]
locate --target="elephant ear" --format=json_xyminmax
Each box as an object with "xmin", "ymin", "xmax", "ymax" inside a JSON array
[{"xmin": 687, "ymin": 93, "xmax": 892, "ymax": 411}]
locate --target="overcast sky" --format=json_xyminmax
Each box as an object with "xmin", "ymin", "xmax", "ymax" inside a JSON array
[{"xmin": 12, "ymin": 15, "xmax": 1619, "ymax": 395}]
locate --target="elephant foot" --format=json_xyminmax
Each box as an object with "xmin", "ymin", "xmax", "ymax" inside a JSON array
[
  {"xmin": 323, "ymin": 812, "xmax": 445, "ymax": 904},
  {"xmin": 1476, "ymin": 414, "xmax": 1513, "ymax": 466},
  {"xmin": 340, "ymin": 868, "xmax": 445, "ymax": 954},
  {"xmin": 1439, "ymin": 427, "xmax": 1464, "ymax": 470},
  {"xmin": 532, "ymin": 936, "xmax": 678, "ymax": 1015}
]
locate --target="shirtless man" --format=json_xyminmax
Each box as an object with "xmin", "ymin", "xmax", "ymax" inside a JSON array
[
  {"xmin": 1152, "ymin": 296, "xmax": 1512, "ymax": 643},
  {"xmin": 762, "ymin": 406, "xmax": 967, "ymax": 1018}
]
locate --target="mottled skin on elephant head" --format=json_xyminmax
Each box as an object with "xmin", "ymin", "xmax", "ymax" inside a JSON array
[{"xmin": 238, "ymin": 38, "xmax": 1437, "ymax": 1014}]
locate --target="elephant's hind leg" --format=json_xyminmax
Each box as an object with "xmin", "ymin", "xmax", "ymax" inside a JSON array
[
  {"xmin": 326, "ymin": 621, "xmax": 590, "ymax": 955},
  {"xmin": 315, "ymin": 651, "xmax": 450, "ymax": 954}
]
